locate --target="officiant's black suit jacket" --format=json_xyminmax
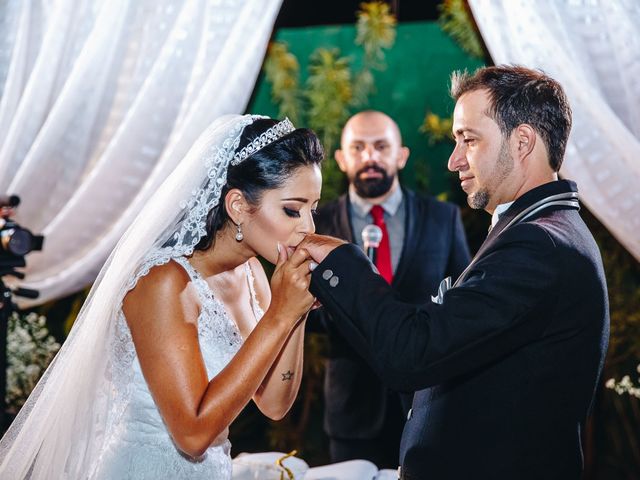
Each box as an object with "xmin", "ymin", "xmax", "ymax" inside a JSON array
[
  {"xmin": 313, "ymin": 189, "xmax": 470, "ymax": 441},
  {"xmin": 310, "ymin": 180, "xmax": 609, "ymax": 479}
]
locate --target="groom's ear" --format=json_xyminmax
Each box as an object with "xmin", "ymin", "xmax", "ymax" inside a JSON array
[{"xmin": 224, "ymin": 188, "xmax": 249, "ymax": 224}]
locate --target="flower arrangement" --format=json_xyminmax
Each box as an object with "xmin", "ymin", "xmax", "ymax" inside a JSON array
[
  {"xmin": 606, "ymin": 365, "xmax": 640, "ymax": 399},
  {"xmin": 5, "ymin": 311, "xmax": 60, "ymax": 413}
]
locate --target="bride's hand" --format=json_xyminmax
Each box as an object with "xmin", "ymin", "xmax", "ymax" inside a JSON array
[{"xmin": 268, "ymin": 243, "xmax": 316, "ymax": 326}]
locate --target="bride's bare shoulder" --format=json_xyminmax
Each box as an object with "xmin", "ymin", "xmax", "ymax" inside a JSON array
[{"xmin": 123, "ymin": 260, "xmax": 197, "ymax": 323}]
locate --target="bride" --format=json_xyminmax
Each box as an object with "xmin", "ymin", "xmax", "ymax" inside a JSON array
[{"xmin": 0, "ymin": 115, "xmax": 323, "ymax": 479}]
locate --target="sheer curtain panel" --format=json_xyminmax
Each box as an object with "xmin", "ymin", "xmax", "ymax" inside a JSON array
[{"xmin": 0, "ymin": 0, "xmax": 283, "ymax": 306}]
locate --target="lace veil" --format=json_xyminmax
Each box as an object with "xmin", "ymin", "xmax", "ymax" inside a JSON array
[{"xmin": 0, "ymin": 113, "xmax": 294, "ymax": 479}]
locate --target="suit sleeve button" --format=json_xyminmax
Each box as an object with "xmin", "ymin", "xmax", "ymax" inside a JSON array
[
  {"xmin": 329, "ymin": 276, "xmax": 339, "ymax": 287},
  {"xmin": 322, "ymin": 269, "xmax": 333, "ymax": 280}
]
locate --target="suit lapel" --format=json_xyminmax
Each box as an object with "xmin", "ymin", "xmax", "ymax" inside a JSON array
[
  {"xmin": 339, "ymin": 194, "xmax": 355, "ymax": 243},
  {"xmin": 455, "ymin": 180, "xmax": 579, "ymax": 285},
  {"xmin": 392, "ymin": 188, "xmax": 418, "ymax": 288}
]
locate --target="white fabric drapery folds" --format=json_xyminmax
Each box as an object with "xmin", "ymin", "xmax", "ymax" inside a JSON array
[
  {"xmin": 0, "ymin": 0, "xmax": 283, "ymax": 306},
  {"xmin": 469, "ymin": 0, "xmax": 640, "ymax": 261}
]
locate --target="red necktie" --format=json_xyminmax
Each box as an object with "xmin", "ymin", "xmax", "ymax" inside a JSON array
[{"xmin": 370, "ymin": 205, "xmax": 393, "ymax": 284}]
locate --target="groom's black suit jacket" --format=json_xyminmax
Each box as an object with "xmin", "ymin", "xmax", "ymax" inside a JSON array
[
  {"xmin": 310, "ymin": 180, "xmax": 609, "ymax": 479},
  {"xmin": 314, "ymin": 189, "xmax": 470, "ymax": 440}
]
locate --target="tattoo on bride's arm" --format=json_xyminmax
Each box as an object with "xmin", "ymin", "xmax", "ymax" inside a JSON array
[{"xmin": 281, "ymin": 370, "xmax": 294, "ymax": 381}]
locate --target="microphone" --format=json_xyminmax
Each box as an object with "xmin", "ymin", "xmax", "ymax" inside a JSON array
[{"xmin": 362, "ymin": 224, "xmax": 383, "ymax": 263}]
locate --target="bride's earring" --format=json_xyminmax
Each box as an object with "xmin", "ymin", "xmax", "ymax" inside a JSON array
[{"xmin": 235, "ymin": 223, "xmax": 244, "ymax": 242}]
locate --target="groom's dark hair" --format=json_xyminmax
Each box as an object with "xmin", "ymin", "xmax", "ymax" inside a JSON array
[
  {"xmin": 195, "ymin": 118, "xmax": 324, "ymax": 251},
  {"xmin": 450, "ymin": 65, "xmax": 572, "ymax": 172}
]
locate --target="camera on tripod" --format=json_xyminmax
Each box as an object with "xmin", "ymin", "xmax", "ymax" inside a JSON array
[
  {"xmin": 0, "ymin": 195, "xmax": 44, "ymax": 300},
  {"xmin": 1, "ymin": 195, "xmax": 45, "ymax": 424}
]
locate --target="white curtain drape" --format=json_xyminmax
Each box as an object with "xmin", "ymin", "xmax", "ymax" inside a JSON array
[
  {"xmin": 0, "ymin": 0, "xmax": 283, "ymax": 306},
  {"xmin": 468, "ymin": 0, "xmax": 640, "ymax": 261}
]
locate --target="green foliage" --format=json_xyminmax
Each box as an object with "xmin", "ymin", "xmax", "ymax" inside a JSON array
[
  {"xmin": 438, "ymin": 0, "xmax": 485, "ymax": 59},
  {"xmin": 263, "ymin": 1, "xmax": 397, "ymax": 201},
  {"xmin": 413, "ymin": 155, "xmax": 432, "ymax": 194},
  {"xmin": 6, "ymin": 312, "xmax": 60, "ymax": 413},
  {"xmin": 304, "ymin": 48, "xmax": 352, "ymax": 201},
  {"xmin": 355, "ymin": 1, "xmax": 397, "ymax": 67},
  {"xmin": 415, "ymin": 112, "xmax": 455, "ymax": 197},
  {"xmin": 263, "ymin": 42, "xmax": 302, "ymax": 124},
  {"xmin": 305, "ymin": 48, "xmax": 353, "ymax": 150},
  {"xmin": 419, "ymin": 111, "xmax": 454, "ymax": 145}
]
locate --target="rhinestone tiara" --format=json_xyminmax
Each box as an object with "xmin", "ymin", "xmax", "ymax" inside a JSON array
[{"xmin": 231, "ymin": 117, "xmax": 296, "ymax": 165}]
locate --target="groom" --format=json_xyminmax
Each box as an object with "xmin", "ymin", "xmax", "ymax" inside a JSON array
[{"xmin": 300, "ymin": 66, "xmax": 609, "ymax": 479}]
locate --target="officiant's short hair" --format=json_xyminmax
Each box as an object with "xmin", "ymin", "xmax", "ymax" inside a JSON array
[{"xmin": 450, "ymin": 65, "xmax": 572, "ymax": 172}]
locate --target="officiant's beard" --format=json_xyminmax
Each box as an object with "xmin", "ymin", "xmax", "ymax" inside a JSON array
[{"xmin": 353, "ymin": 166, "xmax": 395, "ymax": 198}]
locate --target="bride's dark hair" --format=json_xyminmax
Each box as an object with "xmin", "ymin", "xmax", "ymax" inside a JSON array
[{"xmin": 195, "ymin": 118, "xmax": 323, "ymax": 251}]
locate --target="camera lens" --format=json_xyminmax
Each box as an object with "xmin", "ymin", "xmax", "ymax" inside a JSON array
[{"xmin": 0, "ymin": 228, "xmax": 33, "ymax": 256}]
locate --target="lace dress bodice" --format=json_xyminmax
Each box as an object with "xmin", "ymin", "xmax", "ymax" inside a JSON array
[{"xmin": 91, "ymin": 256, "xmax": 263, "ymax": 480}]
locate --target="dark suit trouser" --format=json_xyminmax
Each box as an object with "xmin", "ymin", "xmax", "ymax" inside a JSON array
[{"xmin": 328, "ymin": 392, "xmax": 405, "ymax": 469}]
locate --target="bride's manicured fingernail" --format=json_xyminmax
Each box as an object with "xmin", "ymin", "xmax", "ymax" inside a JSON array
[{"xmin": 309, "ymin": 261, "xmax": 318, "ymax": 272}]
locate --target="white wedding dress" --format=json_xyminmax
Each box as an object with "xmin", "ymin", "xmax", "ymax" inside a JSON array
[
  {"xmin": 90, "ymin": 255, "xmax": 263, "ymax": 479},
  {"xmin": 0, "ymin": 115, "xmax": 290, "ymax": 480}
]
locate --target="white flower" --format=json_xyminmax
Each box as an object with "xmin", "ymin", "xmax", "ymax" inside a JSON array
[{"xmin": 606, "ymin": 365, "xmax": 640, "ymax": 400}]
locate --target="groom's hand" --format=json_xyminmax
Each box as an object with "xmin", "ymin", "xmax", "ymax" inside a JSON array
[{"xmin": 298, "ymin": 234, "xmax": 347, "ymax": 265}]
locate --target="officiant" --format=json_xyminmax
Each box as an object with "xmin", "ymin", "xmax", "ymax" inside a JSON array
[
  {"xmin": 300, "ymin": 66, "xmax": 609, "ymax": 479},
  {"xmin": 311, "ymin": 110, "xmax": 470, "ymax": 468}
]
